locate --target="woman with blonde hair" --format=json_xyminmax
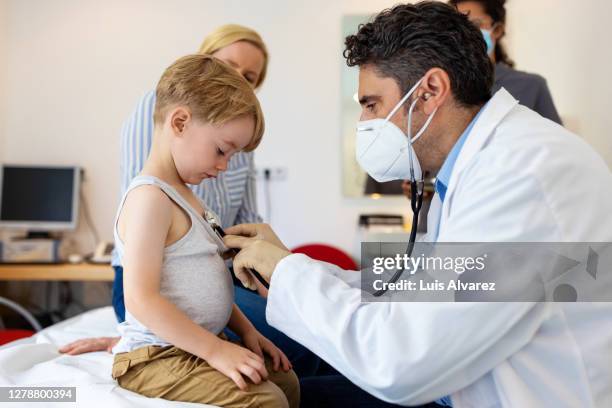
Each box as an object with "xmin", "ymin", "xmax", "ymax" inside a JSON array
[
  {"xmin": 61, "ymin": 24, "xmax": 320, "ymax": 379},
  {"xmin": 198, "ymin": 23, "xmax": 268, "ymax": 88}
]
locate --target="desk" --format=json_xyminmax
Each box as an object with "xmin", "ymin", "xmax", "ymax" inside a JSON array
[
  {"xmin": 0, "ymin": 263, "xmax": 114, "ymax": 281},
  {"xmin": 0, "ymin": 263, "xmax": 115, "ymax": 325}
]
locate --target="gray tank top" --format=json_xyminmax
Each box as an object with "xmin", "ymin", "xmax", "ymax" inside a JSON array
[{"xmin": 112, "ymin": 175, "xmax": 234, "ymax": 354}]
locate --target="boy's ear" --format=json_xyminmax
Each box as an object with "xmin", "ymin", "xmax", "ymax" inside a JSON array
[{"xmin": 170, "ymin": 107, "xmax": 191, "ymax": 136}]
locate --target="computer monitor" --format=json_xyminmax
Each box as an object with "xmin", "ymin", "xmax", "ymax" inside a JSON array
[{"xmin": 0, "ymin": 165, "xmax": 81, "ymax": 232}]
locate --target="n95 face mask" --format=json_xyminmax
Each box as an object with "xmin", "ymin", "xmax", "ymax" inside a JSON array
[{"xmin": 355, "ymin": 78, "xmax": 437, "ymax": 183}]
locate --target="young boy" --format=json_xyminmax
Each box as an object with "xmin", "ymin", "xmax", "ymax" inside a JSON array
[{"xmin": 111, "ymin": 54, "xmax": 299, "ymax": 407}]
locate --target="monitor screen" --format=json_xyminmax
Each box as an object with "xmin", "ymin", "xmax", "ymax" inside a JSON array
[{"xmin": 0, "ymin": 165, "xmax": 80, "ymax": 230}]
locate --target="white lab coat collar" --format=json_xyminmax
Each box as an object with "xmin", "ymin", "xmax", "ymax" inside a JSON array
[{"xmin": 441, "ymin": 88, "xmax": 518, "ymax": 223}]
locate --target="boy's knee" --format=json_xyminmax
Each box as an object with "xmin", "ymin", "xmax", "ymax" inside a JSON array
[
  {"xmin": 270, "ymin": 369, "xmax": 300, "ymax": 408},
  {"xmin": 249, "ymin": 381, "xmax": 289, "ymax": 408}
]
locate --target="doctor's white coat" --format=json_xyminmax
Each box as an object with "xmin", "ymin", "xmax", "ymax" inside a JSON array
[{"xmin": 265, "ymin": 89, "xmax": 612, "ymax": 407}]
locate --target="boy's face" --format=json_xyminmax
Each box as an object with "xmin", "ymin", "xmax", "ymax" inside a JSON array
[{"xmin": 169, "ymin": 108, "xmax": 255, "ymax": 185}]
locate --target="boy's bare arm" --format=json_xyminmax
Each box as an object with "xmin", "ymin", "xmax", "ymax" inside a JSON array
[
  {"xmin": 226, "ymin": 304, "xmax": 256, "ymax": 337},
  {"xmin": 121, "ymin": 186, "xmax": 268, "ymax": 389},
  {"xmin": 121, "ymin": 186, "xmax": 215, "ymax": 355}
]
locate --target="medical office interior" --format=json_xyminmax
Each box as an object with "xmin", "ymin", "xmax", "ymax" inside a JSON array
[{"xmin": 0, "ymin": 0, "xmax": 611, "ymax": 406}]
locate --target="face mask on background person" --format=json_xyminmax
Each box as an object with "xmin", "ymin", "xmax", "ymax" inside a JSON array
[
  {"xmin": 481, "ymin": 28, "xmax": 495, "ymax": 55},
  {"xmin": 355, "ymin": 78, "xmax": 438, "ymax": 183}
]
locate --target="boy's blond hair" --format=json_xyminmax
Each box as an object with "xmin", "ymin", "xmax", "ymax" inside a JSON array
[
  {"xmin": 153, "ymin": 54, "xmax": 264, "ymax": 152},
  {"xmin": 199, "ymin": 24, "xmax": 269, "ymax": 89}
]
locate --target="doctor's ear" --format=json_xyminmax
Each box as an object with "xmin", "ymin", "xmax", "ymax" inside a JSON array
[
  {"xmin": 418, "ymin": 68, "xmax": 451, "ymax": 115},
  {"xmin": 169, "ymin": 107, "xmax": 191, "ymax": 136}
]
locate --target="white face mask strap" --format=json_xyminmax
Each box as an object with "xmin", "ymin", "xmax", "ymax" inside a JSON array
[
  {"xmin": 407, "ymin": 94, "xmax": 438, "ymax": 181},
  {"xmin": 407, "ymin": 140, "xmax": 417, "ymax": 181},
  {"xmin": 407, "ymin": 98, "xmax": 419, "ymax": 140},
  {"xmin": 408, "ymin": 97, "xmax": 438, "ymax": 144},
  {"xmin": 405, "ymin": 99, "xmax": 419, "ymax": 181},
  {"xmin": 384, "ymin": 78, "xmax": 424, "ymax": 122}
]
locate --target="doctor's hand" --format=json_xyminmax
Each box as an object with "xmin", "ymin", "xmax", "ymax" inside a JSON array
[
  {"xmin": 225, "ymin": 224, "xmax": 289, "ymax": 252},
  {"xmin": 223, "ymin": 235, "xmax": 291, "ymax": 291}
]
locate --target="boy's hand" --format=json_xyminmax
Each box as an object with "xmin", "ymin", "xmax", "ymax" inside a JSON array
[
  {"xmin": 205, "ymin": 338, "xmax": 269, "ymax": 391},
  {"xmin": 241, "ymin": 329, "xmax": 292, "ymax": 372},
  {"xmin": 59, "ymin": 336, "xmax": 119, "ymax": 355}
]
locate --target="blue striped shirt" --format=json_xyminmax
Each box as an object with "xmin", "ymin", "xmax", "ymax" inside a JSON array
[{"xmin": 112, "ymin": 90, "xmax": 262, "ymax": 266}]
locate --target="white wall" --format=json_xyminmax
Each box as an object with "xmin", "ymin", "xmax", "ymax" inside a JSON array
[
  {"xmin": 505, "ymin": 0, "xmax": 612, "ymax": 165},
  {"xmin": 0, "ymin": 0, "xmax": 7, "ymax": 161},
  {"xmin": 1, "ymin": 0, "xmax": 610, "ymax": 260},
  {"xmin": 0, "ymin": 0, "xmax": 411, "ymax": 259}
]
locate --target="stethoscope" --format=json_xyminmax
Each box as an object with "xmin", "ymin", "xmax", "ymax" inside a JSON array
[
  {"xmin": 371, "ymin": 177, "xmax": 424, "ymax": 297},
  {"xmin": 371, "ymin": 96, "xmax": 427, "ymax": 297},
  {"xmin": 204, "ymin": 211, "xmax": 270, "ymax": 290},
  {"xmin": 205, "ymin": 186, "xmax": 421, "ymax": 296}
]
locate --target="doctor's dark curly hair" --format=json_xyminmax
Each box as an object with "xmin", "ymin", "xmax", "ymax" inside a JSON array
[{"xmin": 344, "ymin": 1, "xmax": 493, "ymax": 107}]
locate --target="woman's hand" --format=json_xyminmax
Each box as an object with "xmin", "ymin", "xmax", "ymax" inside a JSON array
[
  {"xmin": 241, "ymin": 329, "xmax": 292, "ymax": 373},
  {"xmin": 205, "ymin": 338, "xmax": 269, "ymax": 391},
  {"xmin": 223, "ymin": 236, "xmax": 291, "ymax": 290},
  {"xmin": 59, "ymin": 336, "xmax": 119, "ymax": 355}
]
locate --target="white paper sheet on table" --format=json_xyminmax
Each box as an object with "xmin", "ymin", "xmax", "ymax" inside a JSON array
[{"xmin": 0, "ymin": 306, "xmax": 215, "ymax": 407}]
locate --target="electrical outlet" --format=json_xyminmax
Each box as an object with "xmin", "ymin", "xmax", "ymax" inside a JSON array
[{"xmin": 256, "ymin": 167, "xmax": 288, "ymax": 181}]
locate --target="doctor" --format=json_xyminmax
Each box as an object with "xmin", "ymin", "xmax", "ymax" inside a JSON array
[{"xmin": 225, "ymin": 2, "xmax": 612, "ymax": 407}]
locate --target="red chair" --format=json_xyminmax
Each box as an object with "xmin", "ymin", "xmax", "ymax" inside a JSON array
[
  {"xmin": 0, "ymin": 329, "xmax": 35, "ymax": 345},
  {"xmin": 291, "ymin": 243, "xmax": 358, "ymax": 271},
  {"xmin": 0, "ymin": 296, "xmax": 42, "ymax": 346}
]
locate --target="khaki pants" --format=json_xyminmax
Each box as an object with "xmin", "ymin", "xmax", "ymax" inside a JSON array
[{"xmin": 112, "ymin": 341, "xmax": 300, "ymax": 408}]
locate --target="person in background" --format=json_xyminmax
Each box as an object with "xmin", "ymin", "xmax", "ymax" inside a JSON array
[
  {"xmin": 60, "ymin": 24, "xmax": 320, "ymax": 378},
  {"xmin": 449, "ymin": 0, "xmax": 562, "ymax": 123}
]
